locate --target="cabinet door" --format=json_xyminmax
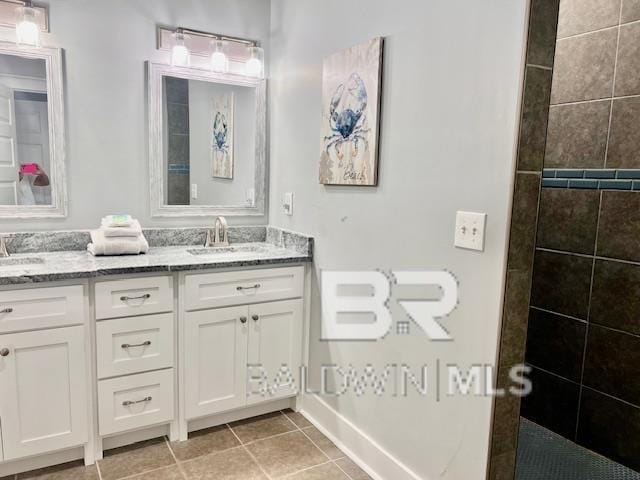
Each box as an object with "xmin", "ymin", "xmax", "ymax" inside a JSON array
[
  {"xmin": 247, "ymin": 299, "xmax": 303, "ymax": 404},
  {"xmin": 184, "ymin": 306, "xmax": 248, "ymax": 419},
  {"xmin": 0, "ymin": 326, "xmax": 88, "ymax": 460}
]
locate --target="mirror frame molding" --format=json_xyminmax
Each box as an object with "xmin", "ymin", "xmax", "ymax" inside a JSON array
[
  {"xmin": 147, "ymin": 62, "xmax": 266, "ymax": 217},
  {"xmin": 0, "ymin": 42, "xmax": 67, "ymax": 218}
]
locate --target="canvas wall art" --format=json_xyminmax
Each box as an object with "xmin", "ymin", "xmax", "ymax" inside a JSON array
[
  {"xmin": 211, "ymin": 92, "xmax": 234, "ymax": 179},
  {"xmin": 319, "ymin": 37, "xmax": 383, "ymax": 186}
]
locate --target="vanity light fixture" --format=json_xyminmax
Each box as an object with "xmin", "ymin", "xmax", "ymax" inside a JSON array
[
  {"xmin": 245, "ymin": 46, "xmax": 264, "ymax": 79},
  {"xmin": 15, "ymin": 0, "xmax": 40, "ymax": 46},
  {"xmin": 158, "ymin": 26, "xmax": 263, "ymax": 78},
  {"xmin": 170, "ymin": 29, "xmax": 191, "ymax": 67},
  {"xmin": 210, "ymin": 39, "xmax": 229, "ymax": 74}
]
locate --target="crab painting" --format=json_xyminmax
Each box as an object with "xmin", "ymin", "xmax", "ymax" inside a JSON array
[
  {"xmin": 324, "ymin": 72, "xmax": 371, "ymax": 166},
  {"xmin": 212, "ymin": 111, "xmax": 229, "ymax": 156}
]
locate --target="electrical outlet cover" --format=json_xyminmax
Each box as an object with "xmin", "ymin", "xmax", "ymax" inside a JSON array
[{"xmin": 454, "ymin": 211, "xmax": 487, "ymax": 251}]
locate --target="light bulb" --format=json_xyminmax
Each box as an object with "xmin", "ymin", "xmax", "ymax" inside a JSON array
[
  {"xmin": 210, "ymin": 40, "xmax": 229, "ymax": 73},
  {"xmin": 15, "ymin": 6, "xmax": 40, "ymax": 47},
  {"xmin": 171, "ymin": 32, "xmax": 190, "ymax": 67},
  {"xmin": 245, "ymin": 46, "xmax": 264, "ymax": 78}
]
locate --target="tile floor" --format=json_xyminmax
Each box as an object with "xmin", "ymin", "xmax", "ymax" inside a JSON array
[{"xmin": 5, "ymin": 410, "xmax": 373, "ymax": 480}]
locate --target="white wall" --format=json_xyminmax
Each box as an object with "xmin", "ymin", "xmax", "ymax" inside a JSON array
[
  {"xmin": 268, "ymin": 1, "xmax": 528, "ymax": 478},
  {"xmin": 0, "ymin": 0, "xmax": 270, "ymax": 232}
]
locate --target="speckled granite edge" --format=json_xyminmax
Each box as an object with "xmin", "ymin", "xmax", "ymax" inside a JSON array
[
  {"xmin": 266, "ymin": 226, "xmax": 314, "ymax": 257},
  {"xmin": 3, "ymin": 226, "xmax": 269, "ymax": 253}
]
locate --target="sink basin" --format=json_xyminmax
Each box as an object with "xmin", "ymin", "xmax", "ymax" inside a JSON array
[
  {"xmin": 0, "ymin": 256, "xmax": 45, "ymax": 270},
  {"xmin": 187, "ymin": 245, "xmax": 267, "ymax": 257}
]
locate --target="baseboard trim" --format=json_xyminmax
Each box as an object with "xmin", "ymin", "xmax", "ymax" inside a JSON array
[{"xmin": 300, "ymin": 394, "xmax": 423, "ymax": 480}]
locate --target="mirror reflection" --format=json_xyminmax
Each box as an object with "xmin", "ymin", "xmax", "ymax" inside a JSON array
[
  {"xmin": 162, "ymin": 76, "xmax": 256, "ymax": 206},
  {"xmin": 0, "ymin": 54, "xmax": 51, "ymax": 206}
]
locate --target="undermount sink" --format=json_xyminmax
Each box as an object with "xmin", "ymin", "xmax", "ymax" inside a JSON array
[
  {"xmin": 0, "ymin": 256, "xmax": 45, "ymax": 270},
  {"xmin": 187, "ymin": 245, "xmax": 267, "ymax": 257}
]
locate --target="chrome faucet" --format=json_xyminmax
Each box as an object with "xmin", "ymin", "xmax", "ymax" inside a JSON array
[
  {"xmin": 204, "ymin": 216, "xmax": 229, "ymax": 247},
  {"xmin": 0, "ymin": 236, "xmax": 8, "ymax": 257}
]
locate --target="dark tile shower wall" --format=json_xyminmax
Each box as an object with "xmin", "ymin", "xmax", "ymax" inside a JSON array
[
  {"xmin": 522, "ymin": 0, "xmax": 640, "ymax": 473},
  {"xmin": 487, "ymin": 0, "xmax": 560, "ymax": 478},
  {"xmin": 165, "ymin": 76, "xmax": 190, "ymax": 205}
]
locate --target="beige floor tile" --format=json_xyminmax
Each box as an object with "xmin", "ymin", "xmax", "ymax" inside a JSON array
[
  {"xmin": 99, "ymin": 438, "xmax": 175, "ymax": 480},
  {"xmin": 181, "ymin": 447, "xmax": 266, "ymax": 479},
  {"xmin": 301, "ymin": 427, "xmax": 344, "ymax": 460},
  {"xmin": 17, "ymin": 460, "xmax": 99, "ymax": 480},
  {"xmin": 282, "ymin": 409, "xmax": 312, "ymax": 429},
  {"xmin": 170, "ymin": 425, "xmax": 239, "ymax": 461},
  {"xmin": 334, "ymin": 458, "xmax": 372, "ymax": 480},
  {"xmin": 229, "ymin": 412, "xmax": 296, "ymax": 443},
  {"xmin": 125, "ymin": 465, "xmax": 185, "ymax": 480},
  {"xmin": 246, "ymin": 431, "xmax": 328, "ymax": 478},
  {"xmin": 286, "ymin": 463, "xmax": 349, "ymax": 479}
]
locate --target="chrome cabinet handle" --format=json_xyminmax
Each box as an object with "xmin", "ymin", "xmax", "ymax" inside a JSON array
[
  {"xmin": 236, "ymin": 284, "xmax": 261, "ymax": 291},
  {"xmin": 121, "ymin": 340, "xmax": 151, "ymax": 349},
  {"xmin": 120, "ymin": 293, "xmax": 151, "ymax": 302},
  {"xmin": 0, "ymin": 348, "xmax": 9, "ymax": 357},
  {"xmin": 0, "ymin": 307, "xmax": 12, "ymax": 313},
  {"xmin": 252, "ymin": 314, "xmax": 259, "ymax": 321},
  {"xmin": 122, "ymin": 396, "xmax": 152, "ymax": 407},
  {"xmin": 240, "ymin": 316, "xmax": 248, "ymax": 324}
]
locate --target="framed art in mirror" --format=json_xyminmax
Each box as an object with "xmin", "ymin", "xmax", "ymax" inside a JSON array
[{"xmin": 147, "ymin": 62, "xmax": 266, "ymax": 217}]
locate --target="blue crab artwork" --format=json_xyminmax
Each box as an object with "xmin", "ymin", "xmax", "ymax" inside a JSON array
[
  {"xmin": 324, "ymin": 72, "xmax": 370, "ymax": 166},
  {"xmin": 212, "ymin": 111, "xmax": 229, "ymax": 156}
]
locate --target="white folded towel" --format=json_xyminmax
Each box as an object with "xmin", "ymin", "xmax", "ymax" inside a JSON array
[
  {"xmin": 101, "ymin": 219, "xmax": 142, "ymax": 238},
  {"xmin": 102, "ymin": 215, "xmax": 134, "ymax": 228},
  {"xmin": 87, "ymin": 229, "xmax": 149, "ymax": 256}
]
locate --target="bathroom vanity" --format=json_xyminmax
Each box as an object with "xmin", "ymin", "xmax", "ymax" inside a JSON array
[{"xmin": 0, "ymin": 227, "xmax": 312, "ymax": 476}]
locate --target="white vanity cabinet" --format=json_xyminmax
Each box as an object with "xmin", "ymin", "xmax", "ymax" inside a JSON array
[
  {"xmin": 183, "ymin": 267, "xmax": 305, "ymax": 421},
  {"xmin": 0, "ymin": 286, "xmax": 89, "ymax": 462},
  {"xmin": 94, "ymin": 276, "xmax": 176, "ymax": 438}
]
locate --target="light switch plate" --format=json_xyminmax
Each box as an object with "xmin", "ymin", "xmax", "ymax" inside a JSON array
[
  {"xmin": 191, "ymin": 183, "xmax": 198, "ymax": 200},
  {"xmin": 454, "ymin": 211, "xmax": 487, "ymax": 251},
  {"xmin": 283, "ymin": 192, "xmax": 293, "ymax": 215}
]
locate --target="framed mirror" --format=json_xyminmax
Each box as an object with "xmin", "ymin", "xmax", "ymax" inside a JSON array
[
  {"xmin": 0, "ymin": 42, "xmax": 66, "ymax": 218},
  {"xmin": 148, "ymin": 62, "xmax": 266, "ymax": 217}
]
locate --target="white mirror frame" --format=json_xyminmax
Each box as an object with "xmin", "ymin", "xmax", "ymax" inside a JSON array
[
  {"xmin": 0, "ymin": 42, "xmax": 67, "ymax": 218},
  {"xmin": 147, "ymin": 62, "xmax": 266, "ymax": 217}
]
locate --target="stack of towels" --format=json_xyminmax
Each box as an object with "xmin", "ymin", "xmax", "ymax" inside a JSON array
[{"xmin": 87, "ymin": 215, "xmax": 149, "ymax": 256}]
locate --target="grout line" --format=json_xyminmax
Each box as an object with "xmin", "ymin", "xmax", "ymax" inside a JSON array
[
  {"xmin": 280, "ymin": 460, "xmax": 335, "ymax": 478},
  {"xmin": 529, "ymin": 306, "xmax": 587, "ymax": 323},
  {"xmin": 555, "ymin": 16, "xmax": 640, "ymax": 41},
  {"xmin": 95, "ymin": 458, "xmax": 103, "ymax": 480},
  {"xmin": 581, "ymin": 385, "xmax": 640, "ymax": 410},
  {"xmin": 227, "ymin": 423, "xmax": 273, "ymax": 480},
  {"xmin": 604, "ymin": 3, "xmax": 624, "ymax": 169},
  {"xmin": 163, "ymin": 436, "xmax": 188, "ymax": 480},
  {"xmin": 333, "ymin": 458, "xmax": 357, "ymax": 480},
  {"xmin": 549, "ymin": 92, "xmax": 640, "ymax": 108},
  {"xmin": 574, "ymin": 190, "xmax": 603, "ymax": 439},
  {"xmin": 535, "ymin": 246, "xmax": 640, "ymax": 268},
  {"xmin": 526, "ymin": 63, "xmax": 553, "ymax": 71},
  {"xmin": 527, "ymin": 362, "xmax": 581, "ymax": 385}
]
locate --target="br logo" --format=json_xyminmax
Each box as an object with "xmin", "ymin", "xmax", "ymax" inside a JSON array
[{"xmin": 321, "ymin": 271, "xmax": 458, "ymax": 341}]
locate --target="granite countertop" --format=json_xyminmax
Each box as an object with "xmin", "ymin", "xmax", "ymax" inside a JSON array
[{"xmin": 0, "ymin": 226, "xmax": 313, "ymax": 285}]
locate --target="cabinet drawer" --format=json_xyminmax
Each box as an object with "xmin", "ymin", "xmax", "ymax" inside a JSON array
[
  {"xmin": 95, "ymin": 276, "xmax": 173, "ymax": 320},
  {"xmin": 98, "ymin": 369, "xmax": 174, "ymax": 436},
  {"xmin": 184, "ymin": 267, "xmax": 304, "ymax": 311},
  {"xmin": 0, "ymin": 285, "xmax": 84, "ymax": 333},
  {"xmin": 96, "ymin": 313, "xmax": 174, "ymax": 379}
]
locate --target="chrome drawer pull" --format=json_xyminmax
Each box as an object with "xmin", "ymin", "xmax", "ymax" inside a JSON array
[
  {"xmin": 236, "ymin": 284, "xmax": 261, "ymax": 291},
  {"xmin": 121, "ymin": 340, "xmax": 151, "ymax": 349},
  {"xmin": 120, "ymin": 293, "xmax": 151, "ymax": 302},
  {"xmin": 122, "ymin": 396, "xmax": 152, "ymax": 407},
  {"xmin": 0, "ymin": 307, "xmax": 12, "ymax": 313}
]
